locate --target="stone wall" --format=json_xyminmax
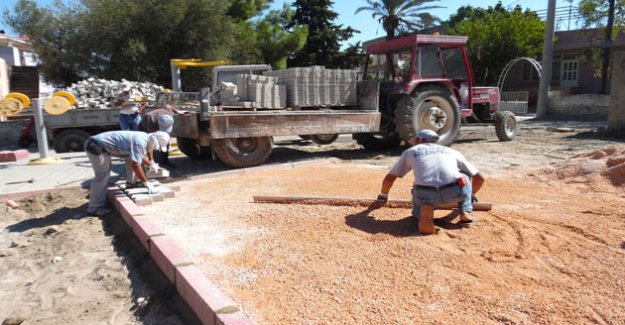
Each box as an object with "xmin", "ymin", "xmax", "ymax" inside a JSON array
[{"xmin": 548, "ymin": 92, "xmax": 610, "ymax": 116}]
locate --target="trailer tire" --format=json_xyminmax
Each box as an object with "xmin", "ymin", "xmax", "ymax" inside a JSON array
[
  {"xmin": 177, "ymin": 137, "xmax": 210, "ymax": 159},
  {"xmin": 394, "ymin": 85, "xmax": 460, "ymax": 147},
  {"xmin": 54, "ymin": 129, "xmax": 91, "ymax": 153},
  {"xmin": 310, "ymin": 134, "xmax": 339, "ymax": 145},
  {"xmin": 495, "ymin": 111, "xmax": 517, "ymax": 141},
  {"xmin": 213, "ymin": 137, "xmax": 273, "ymax": 168},
  {"xmin": 353, "ymin": 132, "xmax": 401, "ymax": 150}
]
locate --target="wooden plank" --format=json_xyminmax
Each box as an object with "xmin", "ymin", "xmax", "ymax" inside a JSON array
[{"xmin": 252, "ymin": 195, "xmax": 492, "ymax": 211}]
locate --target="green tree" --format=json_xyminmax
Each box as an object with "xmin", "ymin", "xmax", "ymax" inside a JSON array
[
  {"xmin": 227, "ymin": 0, "xmax": 272, "ymax": 21},
  {"xmin": 288, "ymin": 0, "xmax": 361, "ymax": 68},
  {"xmin": 355, "ymin": 0, "xmax": 444, "ymax": 40},
  {"xmin": 578, "ymin": 0, "xmax": 625, "ymax": 92},
  {"xmin": 448, "ymin": 2, "xmax": 545, "ymax": 86},
  {"xmin": 5, "ymin": 0, "xmax": 234, "ymax": 89},
  {"xmin": 256, "ymin": 5, "xmax": 308, "ymax": 69}
]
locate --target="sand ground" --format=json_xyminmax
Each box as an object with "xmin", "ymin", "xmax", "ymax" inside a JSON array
[{"xmin": 1, "ymin": 117, "xmax": 624, "ymax": 324}]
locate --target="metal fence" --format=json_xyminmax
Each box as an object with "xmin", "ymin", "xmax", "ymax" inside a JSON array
[{"xmin": 500, "ymin": 91, "xmax": 529, "ymax": 114}]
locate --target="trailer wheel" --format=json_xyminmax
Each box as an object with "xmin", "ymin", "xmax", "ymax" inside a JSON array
[
  {"xmin": 495, "ymin": 111, "xmax": 517, "ymax": 141},
  {"xmin": 394, "ymin": 85, "xmax": 460, "ymax": 146},
  {"xmin": 53, "ymin": 129, "xmax": 91, "ymax": 153},
  {"xmin": 353, "ymin": 132, "xmax": 401, "ymax": 150},
  {"xmin": 310, "ymin": 134, "xmax": 339, "ymax": 145},
  {"xmin": 213, "ymin": 137, "xmax": 273, "ymax": 168},
  {"xmin": 177, "ymin": 137, "xmax": 210, "ymax": 159}
]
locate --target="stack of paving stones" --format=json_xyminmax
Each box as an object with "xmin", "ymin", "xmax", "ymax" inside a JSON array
[
  {"xmin": 264, "ymin": 66, "xmax": 358, "ymax": 107},
  {"xmin": 64, "ymin": 78, "xmax": 165, "ymax": 110},
  {"xmin": 116, "ymin": 180, "xmax": 180, "ymax": 206},
  {"xmin": 232, "ymin": 74, "xmax": 286, "ymax": 109}
]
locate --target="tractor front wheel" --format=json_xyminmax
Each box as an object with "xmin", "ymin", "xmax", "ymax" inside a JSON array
[{"xmin": 495, "ymin": 111, "xmax": 517, "ymax": 141}]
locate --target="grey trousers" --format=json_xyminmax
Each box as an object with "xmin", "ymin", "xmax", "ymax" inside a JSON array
[{"xmin": 87, "ymin": 151, "xmax": 137, "ymax": 210}]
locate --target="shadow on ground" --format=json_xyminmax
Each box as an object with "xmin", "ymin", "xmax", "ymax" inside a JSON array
[{"xmin": 344, "ymin": 206, "xmax": 472, "ymax": 237}]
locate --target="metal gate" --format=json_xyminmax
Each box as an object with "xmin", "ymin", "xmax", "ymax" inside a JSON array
[{"xmin": 500, "ymin": 91, "xmax": 529, "ymax": 114}]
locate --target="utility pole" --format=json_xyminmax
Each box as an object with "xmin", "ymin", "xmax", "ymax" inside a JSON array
[
  {"xmin": 600, "ymin": 0, "xmax": 615, "ymax": 94},
  {"xmin": 536, "ymin": 0, "xmax": 557, "ymax": 118}
]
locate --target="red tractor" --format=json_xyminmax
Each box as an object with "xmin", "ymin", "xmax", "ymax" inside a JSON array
[{"xmin": 353, "ymin": 34, "xmax": 517, "ymax": 149}]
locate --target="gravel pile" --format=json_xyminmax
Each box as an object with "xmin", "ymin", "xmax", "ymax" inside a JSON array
[{"xmin": 64, "ymin": 78, "xmax": 165, "ymax": 110}]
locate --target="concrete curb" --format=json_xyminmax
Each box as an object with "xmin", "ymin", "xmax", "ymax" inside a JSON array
[
  {"xmin": 102, "ymin": 158, "xmax": 344, "ymax": 324},
  {"xmin": 106, "ymin": 186, "xmax": 255, "ymax": 325}
]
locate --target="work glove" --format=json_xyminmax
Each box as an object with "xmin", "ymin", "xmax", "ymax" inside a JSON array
[
  {"xmin": 149, "ymin": 162, "xmax": 160, "ymax": 173},
  {"xmin": 142, "ymin": 181, "xmax": 157, "ymax": 194},
  {"xmin": 376, "ymin": 192, "xmax": 389, "ymax": 203}
]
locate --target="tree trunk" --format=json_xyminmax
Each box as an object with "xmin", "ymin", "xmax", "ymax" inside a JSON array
[
  {"xmin": 608, "ymin": 51, "xmax": 625, "ymax": 132},
  {"xmin": 600, "ymin": 0, "xmax": 615, "ymax": 94}
]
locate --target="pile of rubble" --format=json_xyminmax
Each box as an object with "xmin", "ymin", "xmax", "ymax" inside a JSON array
[{"xmin": 64, "ymin": 78, "xmax": 165, "ymax": 110}]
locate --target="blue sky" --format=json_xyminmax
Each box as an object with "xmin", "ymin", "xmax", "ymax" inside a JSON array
[{"xmin": 2, "ymin": 0, "xmax": 579, "ymax": 44}]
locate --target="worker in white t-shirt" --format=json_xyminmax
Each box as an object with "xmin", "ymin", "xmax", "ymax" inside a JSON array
[
  {"xmin": 114, "ymin": 85, "xmax": 148, "ymax": 131},
  {"xmin": 376, "ymin": 129, "xmax": 485, "ymax": 225}
]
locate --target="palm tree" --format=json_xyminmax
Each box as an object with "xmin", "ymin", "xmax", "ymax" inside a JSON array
[{"xmin": 355, "ymin": 0, "xmax": 444, "ymax": 40}]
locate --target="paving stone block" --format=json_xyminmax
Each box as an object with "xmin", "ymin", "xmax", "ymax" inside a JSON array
[
  {"xmin": 176, "ymin": 265, "xmax": 246, "ymax": 325},
  {"xmin": 132, "ymin": 217, "xmax": 165, "ymax": 251},
  {"xmin": 159, "ymin": 187, "xmax": 176, "ymax": 198},
  {"xmin": 133, "ymin": 196, "xmax": 153, "ymax": 206},
  {"xmin": 150, "ymin": 236, "xmax": 193, "ymax": 284}
]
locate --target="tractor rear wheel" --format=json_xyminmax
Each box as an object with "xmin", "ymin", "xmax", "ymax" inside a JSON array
[
  {"xmin": 213, "ymin": 137, "xmax": 273, "ymax": 168},
  {"xmin": 394, "ymin": 86, "xmax": 461, "ymax": 146},
  {"xmin": 495, "ymin": 111, "xmax": 517, "ymax": 141},
  {"xmin": 177, "ymin": 137, "xmax": 210, "ymax": 159}
]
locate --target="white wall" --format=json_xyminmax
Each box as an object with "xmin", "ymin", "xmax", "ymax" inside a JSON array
[
  {"xmin": 0, "ymin": 46, "xmax": 21, "ymax": 66},
  {"xmin": 0, "ymin": 57, "xmax": 9, "ymax": 99}
]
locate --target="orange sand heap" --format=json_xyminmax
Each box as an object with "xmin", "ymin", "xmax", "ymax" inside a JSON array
[{"xmin": 537, "ymin": 145, "xmax": 625, "ymax": 188}]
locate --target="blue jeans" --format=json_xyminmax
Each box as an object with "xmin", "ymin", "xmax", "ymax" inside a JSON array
[
  {"xmin": 411, "ymin": 174, "xmax": 472, "ymax": 220},
  {"xmin": 119, "ymin": 113, "xmax": 141, "ymax": 131}
]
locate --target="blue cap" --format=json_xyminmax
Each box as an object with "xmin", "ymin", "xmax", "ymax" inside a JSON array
[
  {"xmin": 158, "ymin": 115, "xmax": 174, "ymax": 133},
  {"xmin": 415, "ymin": 129, "xmax": 439, "ymax": 142}
]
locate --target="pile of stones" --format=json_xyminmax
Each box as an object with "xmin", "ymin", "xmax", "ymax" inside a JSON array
[{"xmin": 64, "ymin": 78, "xmax": 165, "ymax": 110}]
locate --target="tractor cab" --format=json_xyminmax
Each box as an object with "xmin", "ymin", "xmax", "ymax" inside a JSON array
[{"xmin": 357, "ymin": 34, "xmax": 515, "ymax": 147}]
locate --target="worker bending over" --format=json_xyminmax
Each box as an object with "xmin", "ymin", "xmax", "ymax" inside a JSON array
[
  {"xmin": 139, "ymin": 105, "xmax": 177, "ymax": 168},
  {"xmin": 84, "ymin": 130, "xmax": 169, "ymax": 216},
  {"xmin": 377, "ymin": 129, "xmax": 485, "ymax": 225}
]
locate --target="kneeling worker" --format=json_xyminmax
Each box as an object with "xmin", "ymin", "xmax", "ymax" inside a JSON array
[
  {"xmin": 84, "ymin": 130, "xmax": 170, "ymax": 216},
  {"xmin": 376, "ymin": 129, "xmax": 485, "ymax": 225}
]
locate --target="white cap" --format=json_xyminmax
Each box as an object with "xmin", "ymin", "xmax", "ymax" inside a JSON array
[
  {"xmin": 147, "ymin": 131, "xmax": 170, "ymax": 152},
  {"xmin": 415, "ymin": 129, "xmax": 440, "ymax": 142}
]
